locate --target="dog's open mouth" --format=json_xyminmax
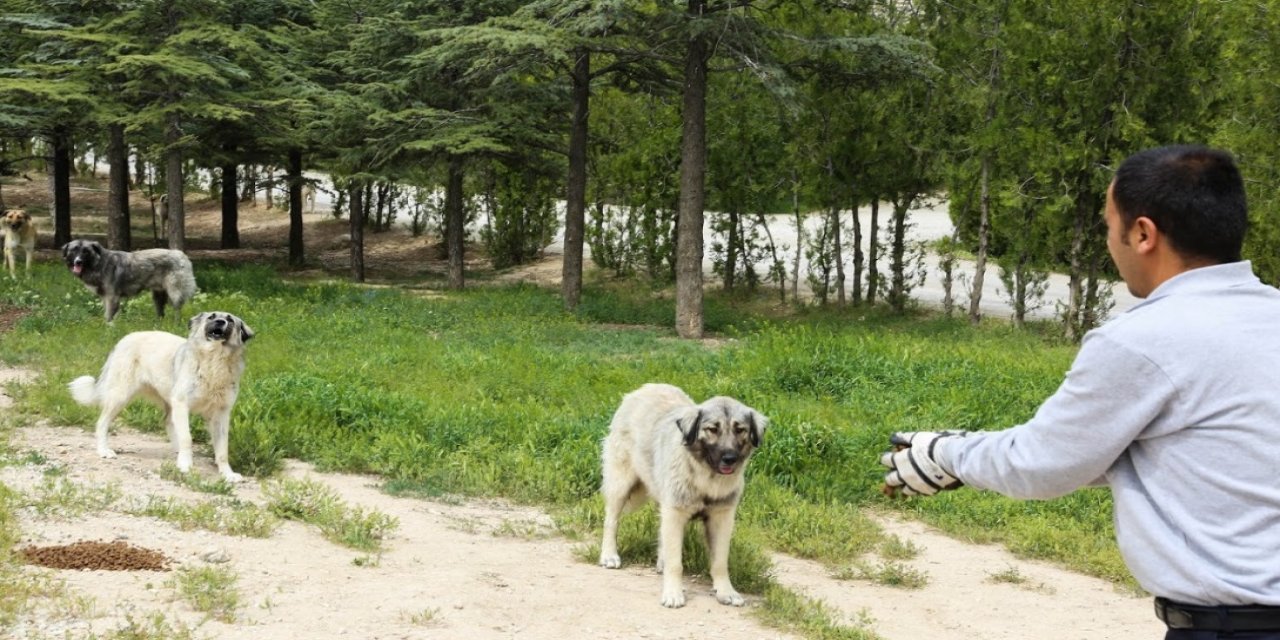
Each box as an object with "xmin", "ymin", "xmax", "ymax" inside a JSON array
[
  {"xmin": 717, "ymin": 464, "xmax": 736, "ymax": 475},
  {"xmin": 206, "ymin": 327, "xmax": 228, "ymax": 341},
  {"xmin": 71, "ymin": 263, "xmax": 83, "ymax": 275}
]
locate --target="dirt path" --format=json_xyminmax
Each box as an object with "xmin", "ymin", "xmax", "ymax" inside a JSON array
[{"xmin": 0, "ymin": 367, "xmax": 1165, "ymax": 640}]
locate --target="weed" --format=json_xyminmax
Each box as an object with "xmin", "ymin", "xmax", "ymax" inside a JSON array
[
  {"xmin": 986, "ymin": 564, "xmax": 1057, "ymax": 594},
  {"xmin": 90, "ymin": 612, "xmax": 201, "ymax": 640},
  {"xmin": 835, "ymin": 560, "xmax": 929, "ymax": 590},
  {"xmin": 25, "ymin": 477, "xmax": 123, "ymax": 518},
  {"xmin": 404, "ymin": 607, "xmax": 441, "ymax": 626},
  {"xmin": 753, "ymin": 582, "xmax": 881, "ymax": 639},
  {"xmin": 129, "ymin": 495, "xmax": 279, "ymax": 538},
  {"xmin": 263, "ymin": 477, "xmax": 398, "ymax": 552},
  {"xmin": 159, "ymin": 462, "xmax": 234, "ymax": 495},
  {"xmin": 877, "ymin": 535, "xmax": 920, "ymax": 561},
  {"xmin": 171, "ymin": 565, "xmax": 240, "ymax": 623}
]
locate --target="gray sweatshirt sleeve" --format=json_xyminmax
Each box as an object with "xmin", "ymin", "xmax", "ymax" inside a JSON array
[{"xmin": 937, "ymin": 332, "xmax": 1178, "ymax": 499}]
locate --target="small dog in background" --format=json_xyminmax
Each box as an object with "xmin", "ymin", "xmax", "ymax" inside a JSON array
[
  {"xmin": 598, "ymin": 383, "xmax": 767, "ymax": 608},
  {"xmin": 3, "ymin": 208, "xmax": 36, "ymax": 279},
  {"xmin": 69, "ymin": 311, "xmax": 255, "ymax": 482},
  {"xmin": 62, "ymin": 239, "xmax": 196, "ymax": 322}
]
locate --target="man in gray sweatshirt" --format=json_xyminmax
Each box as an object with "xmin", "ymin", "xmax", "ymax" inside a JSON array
[{"xmin": 881, "ymin": 145, "xmax": 1280, "ymax": 639}]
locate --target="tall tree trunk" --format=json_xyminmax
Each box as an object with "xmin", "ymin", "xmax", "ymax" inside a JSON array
[
  {"xmin": 241, "ymin": 166, "xmax": 257, "ymax": 204},
  {"xmin": 675, "ymin": 0, "xmax": 708, "ymax": 339},
  {"xmin": 1013, "ymin": 251, "xmax": 1029, "ymax": 328},
  {"xmin": 868, "ymin": 199, "xmax": 880, "ymax": 304},
  {"xmin": 132, "ymin": 147, "xmax": 146, "ymax": 190},
  {"xmin": 288, "ymin": 149, "xmax": 304, "ymax": 266},
  {"xmin": 832, "ymin": 206, "xmax": 845, "ymax": 306},
  {"xmin": 164, "ymin": 115, "xmax": 185, "ymax": 251},
  {"xmin": 941, "ymin": 228, "xmax": 958, "ymax": 317},
  {"xmin": 824, "ymin": 158, "xmax": 846, "ymax": 306},
  {"xmin": 1065, "ymin": 193, "xmax": 1088, "ymax": 341},
  {"xmin": 562, "ymin": 49, "xmax": 590, "ymax": 309},
  {"xmin": 349, "ymin": 181, "xmax": 365, "ymax": 282},
  {"xmin": 724, "ymin": 210, "xmax": 738, "ymax": 291},
  {"xmin": 851, "ymin": 199, "xmax": 864, "ymax": 305},
  {"xmin": 264, "ymin": 166, "xmax": 275, "ymax": 210},
  {"xmin": 791, "ymin": 171, "xmax": 802, "ymax": 302},
  {"xmin": 221, "ymin": 162, "xmax": 239, "ymax": 249},
  {"xmin": 888, "ymin": 196, "xmax": 912, "ymax": 314},
  {"xmin": 969, "ymin": 155, "xmax": 992, "ymax": 325},
  {"xmin": 106, "ymin": 124, "xmax": 131, "ymax": 251},
  {"xmin": 445, "ymin": 156, "xmax": 466, "ymax": 290},
  {"xmin": 51, "ymin": 130, "xmax": 72, "ymax": 248}
]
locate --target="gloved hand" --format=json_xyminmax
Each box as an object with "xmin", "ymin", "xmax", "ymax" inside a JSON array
[{"xmin": 880, "ymin": 431, "xmax": 967, "ymax": 497}]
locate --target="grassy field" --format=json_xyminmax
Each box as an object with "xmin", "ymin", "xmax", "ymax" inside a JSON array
[{"xmin": 0, "ymin": 258, "xmax": 1134, "ymax": 634}]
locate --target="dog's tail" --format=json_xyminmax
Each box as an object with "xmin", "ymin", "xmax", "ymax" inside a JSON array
[{"xmin": 68, "ymin": 376, "xmax": 99, "ymax": 406}]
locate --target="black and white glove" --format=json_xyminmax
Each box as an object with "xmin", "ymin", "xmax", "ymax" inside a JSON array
[{"xmin": 880, "ymin": 431, "xmax": 967, "ymax": 497}]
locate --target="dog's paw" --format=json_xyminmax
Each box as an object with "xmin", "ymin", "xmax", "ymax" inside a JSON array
[
  {"xmin": 176, "ymin": 455, "xmax": 192, "ymax": 473},
  {"xmin": 599, "ymin": 552, "xmax": 621, "ymax": 569},
  {"xmin": 660, "ymin": 588, "xmax": 686, "ymax": 609},
  {"xmin": 97, "ymin": 447, "xmax": 117, "ymax": 459},
  {"xmin": 222, "ymin": 471, "xmax": 244, "ymax": 483},
  {"xmin": 714, "ymin": 588, "xmax": 745, "ymax": 607}
]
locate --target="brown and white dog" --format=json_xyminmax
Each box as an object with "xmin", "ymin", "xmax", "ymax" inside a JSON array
[
  {"xmin": 3, "ymin": 208, "xmax": 36, "ymax": 278},
  {"xmin": 598, "ymin": 383, "xmax": 768, "ymax": 608}
]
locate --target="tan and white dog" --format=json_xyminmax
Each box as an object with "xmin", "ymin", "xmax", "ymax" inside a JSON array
[
  {"xmin": 598, "ymin": 383, "xmax": 767, "ymax": 608},
  {"xmin": 69, "ymin": 312, "xmax": 254, "ymax": 482},
  {"xmin": 3, "ymin": 208, "xmax": 36, "ymax": 278}
]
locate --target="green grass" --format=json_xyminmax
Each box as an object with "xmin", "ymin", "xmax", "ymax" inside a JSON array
[
  {"xmin": 129, "ymin": 495, "xmax": 279, "ymax": 538},
  {"xmin": 171, "ymin": 565, "xmax": 240, "ymax": 623},
  {"xmin": 834, "ymin": 560, "xmax": 930, "ymax": 589},
  {"xmin": 262, "ymin": 477, "xmax": 398, "ymax": 552},
  {"xmin": 0, "ymin": 259, "xmax": 1138, "ymax": 638},
  {"xmin": 158, "ymin": 462, "xmax": 235, "ymax": 495},
  {"xmin": 24, "ymin": 476, "xmax": 124, "ymax": 518}
]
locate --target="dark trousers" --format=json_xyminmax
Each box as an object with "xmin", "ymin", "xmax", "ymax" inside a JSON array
[{"xmin": 1166, "ymin": 631, "xmax": 1280, "ymax": 640}]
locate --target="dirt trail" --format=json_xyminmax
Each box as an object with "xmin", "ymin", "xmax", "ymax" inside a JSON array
[{"xmin": 0, "ymin": 366, "xmax": 1165, "ymax": 640}]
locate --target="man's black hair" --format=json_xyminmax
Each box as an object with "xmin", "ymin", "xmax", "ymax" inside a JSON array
[{"xmin": 1113, "ymin": 145, "xmax": 1248, "ymax": 263}]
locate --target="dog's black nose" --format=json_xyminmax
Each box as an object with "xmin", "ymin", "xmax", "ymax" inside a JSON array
[{"xmin": 720, "ymin": 452, "xmax": 739, "ymax": 466}]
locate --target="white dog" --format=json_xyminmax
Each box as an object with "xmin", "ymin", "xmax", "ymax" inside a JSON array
[
  {"xmin": 69, "ymin": 311, "xmax": 254, "ymax": 482},
  {"xmin": 598, "ymin": 383, "xmax": 767, "ymax": 608}
]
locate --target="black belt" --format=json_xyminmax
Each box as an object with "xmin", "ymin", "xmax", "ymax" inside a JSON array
[{"xmin": 1155, "ymin": 597, "xmax": 1280, "ymax": 631}]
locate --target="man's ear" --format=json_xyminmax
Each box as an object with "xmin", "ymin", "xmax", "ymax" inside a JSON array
[{"xmin": 1133, "ymin": 216, "xmax": 1159, "ymax": 253}]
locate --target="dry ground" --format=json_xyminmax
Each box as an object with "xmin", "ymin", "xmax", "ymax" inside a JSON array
[{"xmin": 1, "ymin": 174, "xmax": 1165, "ymax": 639}]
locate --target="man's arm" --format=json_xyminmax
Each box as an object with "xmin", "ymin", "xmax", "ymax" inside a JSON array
[{"xmin": 934, "ymin": 333, "xmax": 1178, "ymax": 500}]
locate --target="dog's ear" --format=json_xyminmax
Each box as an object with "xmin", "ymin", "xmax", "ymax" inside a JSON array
[
  {"xmin": 91, "ymin": 242, "xmax": 103, "ymax": 257},
  {"xmin": 61, "ymin": 241, "xmax": 72, "ymax": 258},
  {"xmin": 677, "ymin": 407, "xmax": 703, "ymax": 447},
  {"xmin": 747, "ymin": 409, "xmax": 768, "ymax": 447},
  {"xmin": 187, "ymin": 312, "xmax": 206, "ymax": 333},
  {"xmin": 238, "ymin": 317, "xmax": 255, "ymax": 343}
]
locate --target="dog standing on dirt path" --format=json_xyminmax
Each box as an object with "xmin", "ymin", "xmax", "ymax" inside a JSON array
[
  {"xmin": 61, "ymin": 239, "xmax": 196, "ymax": 322},
  {"xmin": 3, "ymin": 208, "xmax": 36, "ymax": 279},
  {"xmin": 69, "ymin": 312, "xmax": 255, "ymax": 482},
  {"xmin": 598, "ymin": 383, "xmax": 768, "ymax": 608}
]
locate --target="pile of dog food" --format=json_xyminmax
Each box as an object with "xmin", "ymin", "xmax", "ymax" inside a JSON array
[{"xmin": 19, "ymin": 540, "xmax": 171, "ymax": 571}]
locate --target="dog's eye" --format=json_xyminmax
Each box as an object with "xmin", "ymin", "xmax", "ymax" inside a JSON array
[{"xmin": 704, "ymin": 425, "xmax": 720, "ymax": 434}]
